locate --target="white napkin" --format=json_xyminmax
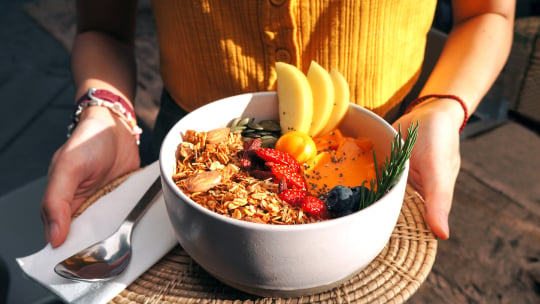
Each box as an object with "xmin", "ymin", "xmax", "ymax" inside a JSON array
[{"xmin": 16, "ymin": 161, "xmax": 178, "ymax": 304}]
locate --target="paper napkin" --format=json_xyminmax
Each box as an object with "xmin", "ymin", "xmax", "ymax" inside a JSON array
[{"xmin": 16, "ymin": 161, "xmax": 178, "ymax": 304}]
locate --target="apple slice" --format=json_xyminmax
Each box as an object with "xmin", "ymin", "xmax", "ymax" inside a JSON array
[
  {"xmin": 307, "ymin": 61, "xmax": 334, "ymax": 137},
  {"xmin": 276, "ymin": 62, "xmax": 313, "ymax": 133},
  {"xmin": 317, "ymin": 68, "xmax": 350, "ymax": 136}
]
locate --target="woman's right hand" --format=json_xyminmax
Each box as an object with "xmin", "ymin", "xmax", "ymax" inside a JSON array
[{"xmin": 41, "ymin": 106, "xmax": 140, "ymax": 248}]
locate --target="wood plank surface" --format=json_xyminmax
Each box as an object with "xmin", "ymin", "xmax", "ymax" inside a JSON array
[
  {"xmin": 410, "ymin": 122, "xmax": 540, "ymax": 304},
  {"xmin": 411, "ymin": 168, "xmax": 540, "ymax": 303}
]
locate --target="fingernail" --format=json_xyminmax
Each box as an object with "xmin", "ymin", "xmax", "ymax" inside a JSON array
[{"xmin": 439, "ymin": 212, "xmax": 450, "ymax": 239}]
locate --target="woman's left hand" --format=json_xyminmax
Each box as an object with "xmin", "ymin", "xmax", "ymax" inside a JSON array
[{"xmin": 392, "ymin": 99, "xmax": 465, "ymax": 239}]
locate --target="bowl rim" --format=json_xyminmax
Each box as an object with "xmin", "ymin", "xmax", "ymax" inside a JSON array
[{"xmin": 159, "ymin": 91, "xmax": 409, "ymax": 231}]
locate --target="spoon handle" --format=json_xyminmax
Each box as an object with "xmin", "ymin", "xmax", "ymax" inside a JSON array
[{"xmin": 123, "ymin": 177, "xmax": 162, "ymax": 226}]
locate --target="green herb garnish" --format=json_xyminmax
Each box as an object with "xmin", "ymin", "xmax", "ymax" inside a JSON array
[{"xmin": 357, "ymin": 122, "xmax": 418, "ymax": 210}]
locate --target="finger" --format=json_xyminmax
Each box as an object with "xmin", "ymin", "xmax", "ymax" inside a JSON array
[
  {"xmin": 423, "ymin": 183, "xmax": 452, "ymax": 240},
  {"xmin": 407, "ymin": 160, "xmax": 452, "ymax": 239},
  {"xmin": 41, "ymin": 164, "xmax": 82, "ymax": 247},
  {"xmin": 420, "ymin": 154, "xmax": 458, "ymax": 240}
]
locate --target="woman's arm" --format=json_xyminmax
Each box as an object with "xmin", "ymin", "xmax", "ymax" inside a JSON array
[
  {"xmin": 41, "ymin": 0, "xmax": 141, "ymax": 247},
  {"xmin": 394, "ymin": 0, "xmax": 515, "ymax": 239},
  {"xmin": 72, "ymin": 0, "xmax": 138, "ymax": 101},
  {"xmin": 420, "ymin": 0, "xmax": 515, "ymax": 119}
]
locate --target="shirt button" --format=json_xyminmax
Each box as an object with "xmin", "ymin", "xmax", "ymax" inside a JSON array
[
  {"xmin": 275, "ymin": 49, "xmax": 291, "ymax": 63},
  {"xmin": 270, "ymin": 0, "xmax": 287, "ymax": 6}
]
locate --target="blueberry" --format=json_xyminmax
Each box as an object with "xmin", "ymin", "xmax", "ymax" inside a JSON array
[{"xmin": 325, "ymin": 185, "xmax": 355, "ymax": 217}]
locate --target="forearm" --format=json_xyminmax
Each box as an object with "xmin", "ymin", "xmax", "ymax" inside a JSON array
[
  {"xmin": 72, "ymin": 31, "xmax": 137, "ymax": 105},
  {"xmin": 419, "ymin": 4, "xmax": 514, "ymax": 124}
]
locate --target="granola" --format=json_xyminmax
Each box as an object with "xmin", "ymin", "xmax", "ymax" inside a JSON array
[{"xmin": 172, "ymin": 128, "xmax": 319, "ymax": 224}]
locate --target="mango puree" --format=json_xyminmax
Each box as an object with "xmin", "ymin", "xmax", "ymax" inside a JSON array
[{"xmin": 304, "ymin": 129, "xmax": 376, "ymax": 197}]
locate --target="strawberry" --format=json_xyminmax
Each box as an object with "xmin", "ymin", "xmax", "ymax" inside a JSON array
[
  {"xmin": 279, "ymin": 189, "xmax": 307, "ymax": 207},
  {"xmin": 270, "ymin": 164, "xmax": 307, "ymax": 190},
  {"xmin": 302, "ymin": 196, "xmax": 330, "ymax": 219},
  {"xmin": 255, "ymin": 148, "xmax": 300, "ymax": 172}
]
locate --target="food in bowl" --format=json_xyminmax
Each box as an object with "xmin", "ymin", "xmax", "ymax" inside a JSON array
[
  {"xmin": 159, "ymin": 62, "xmax": 416, "ymax": 297},
  {"xmin": 171, "ymin": 122, "xmax": 396, "ymax": 223}
]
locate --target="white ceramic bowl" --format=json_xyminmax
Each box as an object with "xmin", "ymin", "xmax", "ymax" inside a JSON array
[{"xmin": 159, "ymin": 92, "xmax": 408, "ymax": 297}]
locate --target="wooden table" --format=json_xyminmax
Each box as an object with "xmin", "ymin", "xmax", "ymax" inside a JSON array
[{"xmin": 410, "ymin": 122, "xmax": 540, "ymax": 303}]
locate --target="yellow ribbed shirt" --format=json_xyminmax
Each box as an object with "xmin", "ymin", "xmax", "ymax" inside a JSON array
[{"xmin": 152, "ymin": 0, "xmax": 436, "ymax": 117}]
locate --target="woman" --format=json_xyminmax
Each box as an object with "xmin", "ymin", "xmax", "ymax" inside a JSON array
[{"xmin": 41, "ymin": 0, "xmax": 515, "ymax": 247}]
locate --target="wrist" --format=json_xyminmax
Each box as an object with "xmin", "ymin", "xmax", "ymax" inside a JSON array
[
  {"xmin": 76, "ymin": 106, "xmax": 136, "ymax": 144},
  {"xmin": 79, "ymin": 105, "xmax": 118, "ymax": 128},
  {"xmin": 68, "ymin": 88, "xmax": 142, "ymax": 144},
  {"xmin": 405, "ymin": 94, "xmax": 468, "ymax": 132}
]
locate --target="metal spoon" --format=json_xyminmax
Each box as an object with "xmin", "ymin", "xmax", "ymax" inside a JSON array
[{"xmin": 54, "ymin": 177, "xmax": 162, "ymax": 282}]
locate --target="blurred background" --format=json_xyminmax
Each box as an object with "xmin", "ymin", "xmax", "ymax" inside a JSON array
[{"xmin": 0, "ymin": 0, "xmax": 539, "ymax": 303}]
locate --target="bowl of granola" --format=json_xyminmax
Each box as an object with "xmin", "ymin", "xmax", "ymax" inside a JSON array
[{"xmin": 159, "ymin": 92, "xmax": 409, "ymax": 297}]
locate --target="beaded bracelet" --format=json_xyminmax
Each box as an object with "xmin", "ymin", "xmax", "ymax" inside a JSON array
[
  {"xmin": 67, "ymin": 88, "xmax": 142, "ymax": 144},
  {"xmin": 405, "ymin": 94, "xmax": 469, "ymax": 133}
]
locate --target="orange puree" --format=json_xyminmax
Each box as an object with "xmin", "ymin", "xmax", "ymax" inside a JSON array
[{"xmin": 304, "ymin": 129, "xmax": 376, "ymax": 197}]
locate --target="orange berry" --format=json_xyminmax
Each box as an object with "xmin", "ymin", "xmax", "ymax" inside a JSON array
[{"xmin": 275, "ymin": 131, "xmax": 317, "ymax": 163}]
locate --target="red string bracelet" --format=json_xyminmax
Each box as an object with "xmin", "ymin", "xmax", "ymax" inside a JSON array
[{"xmin": 405, "ymin": 94, "xmax": 469, "ymax": 133}]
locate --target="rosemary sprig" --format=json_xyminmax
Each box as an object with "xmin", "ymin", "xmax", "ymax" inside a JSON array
[{"xmin": 357, "ymin": 122, "xmax": 418, "ymax": 210}]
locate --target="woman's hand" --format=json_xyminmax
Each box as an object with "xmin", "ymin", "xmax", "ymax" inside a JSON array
[
  {"xmin": 393, "ymin": 99, "xmax": 464, "ymax": 239},
  {"xmin": 41, "ymin": 107, "xmax": 140, "ymax": 247},
  {"xmin": 398, "ymin": 0, "xmax": 514, "ymax": 239}
]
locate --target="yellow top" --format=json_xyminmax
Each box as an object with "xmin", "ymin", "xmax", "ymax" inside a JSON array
[{"xmin": 152, "ymin": 0, "xmax": 436, "ymax": 117}]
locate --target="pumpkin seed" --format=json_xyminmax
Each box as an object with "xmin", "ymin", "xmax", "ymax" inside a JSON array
[
  {"xmin": 260, "ymin": 120, "xmax": 281, "ymax": 132},
  {"xmin": 230, "ymin": 125, "xmax": 247, "ymax": 133},
  {"xmin": 230, "ymin": 117, "xmax": 242, "ymax": 128},
  {"xmin": 247, "ymin": 121, "xmax": 264, "ymax": 130},
  {"xmin": 230, "ymin": 117, "xmax": 281, "ymax": 148},
  {"xmin": 261, "ymin": 136, "xmax": 278, "ymax": 148},
  {"xmin": 243, "ymin": 132, "xmax": 261, "ymax": 138},
  {"xmin": 237, "ymin": 117, "xmax": 252, "ymax": 126},
  {"xmin": 242, "ymin": 128, "xmax": 256, "ymax": 134}
]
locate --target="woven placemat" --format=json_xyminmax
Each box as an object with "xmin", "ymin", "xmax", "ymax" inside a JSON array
[{"xmin": 76, "ymin": 178, "xmax": 437, "ymax": 304}]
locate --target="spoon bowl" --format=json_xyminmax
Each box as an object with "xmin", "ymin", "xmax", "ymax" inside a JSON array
[
  {"xmin": 54, "ymin": 177, "xmax": 162, "ymax": 282},
  {"xmin": 54, "ymin": 223, "xmax": 133, "ymax": 281}
]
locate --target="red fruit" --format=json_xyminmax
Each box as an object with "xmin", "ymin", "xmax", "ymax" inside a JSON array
[
  {"xmin": 279, "ymin": 189, "xmax": 308, "ymax": 207},
  {"xmin": 255, "ymin": 148, "xmax": 300, "ymax": 172},
  {"xmin": 250, "ymin": 169, "xmax": 275, "ymax": 180},
  {"xmin": 240, "ymin": 158, "xmax": 251, "ymax": 169},
  {"xmin": 240, "ymin": 138, "xmax": 262, "ymax": 170},
  {"xmin": 270, "ymin": 164, "xmax": 307, "ymax": 190},
  {"xmin": 244, "ymin": 138, "xmax": 262, "ymax": 152},
  {"xmin": 302, "ymin": 196, "xmax": 330, "ymax": 218}
]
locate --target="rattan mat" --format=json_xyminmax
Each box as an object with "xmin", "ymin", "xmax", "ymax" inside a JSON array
[{"xmin": 75, "ymin": 177, "xmax": 437, "ymax": 304}]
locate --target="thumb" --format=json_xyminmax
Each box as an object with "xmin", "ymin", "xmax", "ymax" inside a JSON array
[
  {"xmin": 41, "ymin": 168, "xmax": 81, "ymax": 248},
  {"xmin": 422, "ymin": 177, "xmax": 453, "ymax": 240}
]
